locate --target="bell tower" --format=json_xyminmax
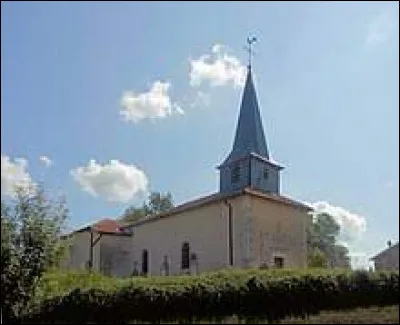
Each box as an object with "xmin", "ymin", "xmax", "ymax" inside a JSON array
[{"xmin": 218, "ymin": 37, "xmax": 283, "ymax": 195}]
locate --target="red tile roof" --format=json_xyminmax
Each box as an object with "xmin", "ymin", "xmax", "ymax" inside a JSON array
[
  {"xmin": 91, "ymin": 219, "xmax": 122, "ymax": 234},
  {"xmin": 68, "ymin": 218, "xmax": 129, "ymax": 236}
]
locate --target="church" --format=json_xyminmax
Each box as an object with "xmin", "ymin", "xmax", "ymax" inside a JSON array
[{"xmin": 63, "ymin": 62, "xmax": 312, "ymax": 277}]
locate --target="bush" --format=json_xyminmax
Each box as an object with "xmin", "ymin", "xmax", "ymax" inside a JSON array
[
  {"xmin": 21, "ymin": 269, "xmax": 399, "ymax": 324},
  {"xmin": 1, "ymin": 187, "xmax": 68, "ymax": 323}
]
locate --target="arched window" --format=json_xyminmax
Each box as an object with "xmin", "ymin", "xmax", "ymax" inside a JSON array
[
  {"xmin": 181, "ymin": 242, "xmax": 190, "ymax": 270},
  {"xmin": 142, "ymin": 249, "xmax": 149, "ymax": 275}
]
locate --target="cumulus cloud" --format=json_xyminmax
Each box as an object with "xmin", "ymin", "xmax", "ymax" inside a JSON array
[
  {"xmin": 309, "ymin": 201, "xmax": 367, "ymax": 243},
  {"xmin": 189, "ymin": 44, "xmax": 246, "ymax": 88},
  {"xmin": 365, "ymin": 8, "xmax": 396, "ymax": 48},
  {"xmin": 120, "ymin": 81, "xmax": 183, "ymax": 123},
  {"xmin": 39, "ymin": 155, "xmax": 52, "ymax": 167},
  {"xmin": 1, "ymin": 155, "xmax": 36, "ymax": 198},
  {"xmin": 70, "ymin": 159, "xmax": 148, "ymax": 203}
]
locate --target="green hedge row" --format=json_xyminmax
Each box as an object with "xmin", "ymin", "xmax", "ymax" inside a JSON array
[
  {"xmin": 34, "ymin": 268, "xmax": 356, "ymax": 302},
  {"xmin": 23, "ymin": 270, "xmax": 399, "ymax": 324}
]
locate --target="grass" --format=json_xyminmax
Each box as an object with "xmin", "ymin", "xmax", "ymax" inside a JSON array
[
  {"xmin": 281, "ymin": 305, "xmax": 399, "ymax": 324},
  {"xmin": 130, "ymin": 305, "xmax": 399, "ymax": 324}
]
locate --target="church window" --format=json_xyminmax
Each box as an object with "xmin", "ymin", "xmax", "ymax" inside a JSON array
[
  {"xmin": 263, "ymin": 168, "xmax": 268, "ymax": 179},
  {"xmin": 274, "ymin": 256, "xmax": 284, "ymax": 268},
  {"xmin": 231, "ymin": 165, "xmax": 240, "ymax": 183},
  {"xmin": 142, "ymin": 249, "xmax": 149, "ymax": 275},
  {"xmin": 181, "ymin": 242, "xmax": 190, "ymax": 270}
]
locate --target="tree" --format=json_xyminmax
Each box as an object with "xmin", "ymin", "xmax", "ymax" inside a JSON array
[
  {"xmin": 121, "ymin": 191, "xmax": 174, "ymax": 224},
  {"xmin": 307, "ymin": 213, "xmax": 350, "ymax": 268},
  {"xmin": 307, "ymin": 247, "xmax": 328, "ymax": 268},
  {"xmin": 1, "ymin": 185, "xmax": 69, "ymax": 322},
  {"xmin": 331, "ymin": 243, "xmax": 350, "ymax": 268},
  {"xmin": 121, "ymin": 205, "xmax": 148, "ymax": 224},
  {"xmin": 147, "ymin": 192, "xmax": 173, "ymax": 214}
]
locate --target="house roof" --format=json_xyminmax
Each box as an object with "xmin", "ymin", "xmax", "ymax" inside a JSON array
[
  {"xmin": 122, "ymin": 188, "xmax": 312, "ymax": 229},
  {"xmin": 90, "ymin": 219, "xmax": 123, "ymax": 234},
  {"xmin": 63, "ymin": 218, "xmax": 130, "ymax": 238},
  {"xmin": 370, "ymin": 242, "xmax": 399, "ymax": 260}
]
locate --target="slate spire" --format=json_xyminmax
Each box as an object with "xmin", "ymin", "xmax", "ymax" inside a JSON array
[
  {"xmin": 218, "ymin": 55, "xmax": 283, "ymax": 195},
  {"xmin": 222, "ymin": 66, "xmax": 269, "ymax": 165}
]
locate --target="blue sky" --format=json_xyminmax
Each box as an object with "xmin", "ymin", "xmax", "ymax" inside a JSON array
[{"xmin": 1, "ymin": 1, "xmax": 398, "ymax": 263}]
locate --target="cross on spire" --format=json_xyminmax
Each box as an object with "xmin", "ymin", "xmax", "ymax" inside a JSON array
[{"xmin": 245, "ymin": 36, "xmax": 257, "ymax": 69}]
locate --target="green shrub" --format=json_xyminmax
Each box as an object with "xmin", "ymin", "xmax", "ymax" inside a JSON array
[
  {"xmin": 1, "ymin": 187, "xmax": 68, "ymax": 323},
  {"xmin": 21, "ymin": 269, "xmax": 399, "ymax": 324}
]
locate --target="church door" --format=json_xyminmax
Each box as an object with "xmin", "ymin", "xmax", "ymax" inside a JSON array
[{"xmin": 142, "ymin": 249, "xmax": 149, "ymax": 275}]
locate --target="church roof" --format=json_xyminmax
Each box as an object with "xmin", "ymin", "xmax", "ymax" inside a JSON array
[
  {"xmin": 221, "ymin": 67, "xmax": 270, "ymax": 166},
  {"xmin": 123, "ymin": 188, "xmax": 312, "ymax": 229},
  {"xmin": 243, "ymin": 188, "xmax": 312, "ymax": 210}
]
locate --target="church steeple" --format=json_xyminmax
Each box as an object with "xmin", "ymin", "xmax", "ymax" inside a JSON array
[
  {"xmin": 222, "ymin": 67, "xmax": 269, "ymax": 165},
  {"xmin": 218, "ymin": 47, "xmax": 283, "ymax": 196}
]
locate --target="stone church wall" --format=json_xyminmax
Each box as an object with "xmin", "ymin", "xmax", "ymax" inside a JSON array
[
  {"xmin": 128, "ymin": 195, "xmax": 249, "ymax": 276},
  {"xmin": 250, "ymin": 196, "xmax": 311, "ymax": 268}
]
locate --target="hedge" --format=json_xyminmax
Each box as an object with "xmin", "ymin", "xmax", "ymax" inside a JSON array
[{"xmin": 22, "ymin": 269, "xmax": 399, "ymax": 324}]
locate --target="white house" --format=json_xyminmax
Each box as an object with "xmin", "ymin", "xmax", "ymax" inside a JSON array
[
  {"xmin": 62, "ymin": 219, "xmax": 133, "ymax": 276},
  {"xmin": 370, "ymin": 241, "xmax": 399, "ymax": 271}
]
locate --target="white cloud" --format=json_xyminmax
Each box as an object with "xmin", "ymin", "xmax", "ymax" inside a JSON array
[
  {"xmin": 120, "ymin": 81, "xmax": 183, "ymax": 123},
  {"xmin": 309, "ymin": 201, "xmax": 367, "ymax": 243},
  {"xmin": 70, "ymin": 159, "xmax": 148, "ymax": 203},
  {"xmin": 365, "ymin": 8, "xmax": 396, "ymax": 48},
  {"xmin": 1, "ymin": 155, "xmax": 36, "ymax": 198},
  {"xmin": 189, "ymin": 44, "xmax": 246, "ymax": 88},
  {"xmin": 39, "ymin": 155, "xmax": 52, "ymax": 167}
]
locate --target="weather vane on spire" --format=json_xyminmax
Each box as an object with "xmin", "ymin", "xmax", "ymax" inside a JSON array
[{"xmin": 245, "ymin": 35, "xmax": 257, "ymax": 69}]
